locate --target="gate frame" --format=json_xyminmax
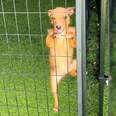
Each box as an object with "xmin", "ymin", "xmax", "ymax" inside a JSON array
[
  {"xmin": 76, "ymin": 0, "xmax": 87, "ymax": 115},
  {"xmin": 76, "ymin": 0, "xmax": 112, "ymax": 115},
  {"xmin": 99, "ymin": 0, "xmax": 112, "ymax": 115}
]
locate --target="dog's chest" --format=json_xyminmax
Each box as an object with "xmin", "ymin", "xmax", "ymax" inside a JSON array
[{"xmin": 53, "ymin": 38, "xmax": 72, "ymax": 56}]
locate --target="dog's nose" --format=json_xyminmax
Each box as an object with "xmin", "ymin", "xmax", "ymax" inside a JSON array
[{"xmin": 56, "ymin": 25, "xmax": 61, "ymax": 30}]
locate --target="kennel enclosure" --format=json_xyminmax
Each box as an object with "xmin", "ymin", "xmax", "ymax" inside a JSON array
[{"xmin": 0, "ymin": 0, "xmax": 112, "ymax": 115}]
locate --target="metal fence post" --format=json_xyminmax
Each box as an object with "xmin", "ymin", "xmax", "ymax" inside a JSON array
[
  {"xmin": 99, "ymin": 0, "xmax": 112, "ymax": 115},
  {"xmin": 108, "ymin": 0, "xmax": 112, "ymax": 115},
  {"xmin": 98, "ymin": 0, "xmax": 107, "ymax": 115},
  {"xmin": 76, "ymin": 0, "xmax": 87, "ymax": 116}
]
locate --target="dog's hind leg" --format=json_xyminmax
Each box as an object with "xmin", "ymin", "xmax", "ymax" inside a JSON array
[
  {"xmin": 50, "ymin": 73, "xmax": 59, "ymax": 112},
  {"xmin": 50, "ymin": 69, "xmax": 65, "ymax": 112}
]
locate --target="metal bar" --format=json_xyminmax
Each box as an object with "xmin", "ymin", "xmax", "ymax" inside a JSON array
[
  {"xmin": 25, "ymin": 0, "xmax": 32, "ymax": 47},
  {"xmin": 99, "ymin": 0, "xmax": 110, "ymax": 115},
  {"xmin": 104, "ymin": 0, "xmax": 110, "ymax": 76},
  {"xmin": 13, "ymin": 80, "xmax": 20, "ymax": 116},
  {"xmin": 0, "ymin": 11, "xmax": 48, "ymax": 14},
  {"xmin": 99, "ymin": 0, "xmax": 106, "ymax": 76},
  {"xmin": 76, "ymin": 0, "xmax": 87, "ymax": 115},
  {"xmin": 33, "ymin": 78, "xmax": 40, "ymax": 116},
  {"xmin": 12, "ymin": 0, "xmax": 21, "ymax": 48},
  {"xmin": 0, "ymin": 33, "xmax": 45, "ymax": 36},
  {"xmin": 3, "ymin": 79, "xmax": 10, "ymax": 116},
  {"xmin": 98, "ymin": 0, "xmax": 106, "ymax": 114},
  {"xmin": 108, "ymin": 0, "xmax": 112, "ymax": 115},
  {"xmin": 0, "ymin": 0, "xmax": 10, "ymax": 50},
  {"xmin": 23, "ymin": 80, "xmax": 30, "ymax": 116},
  {"xmin": 98, "ymin": 78, "xmax": 105, "ymax": 116}
]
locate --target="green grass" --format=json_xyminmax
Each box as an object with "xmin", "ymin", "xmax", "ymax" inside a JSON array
[
  {"xmin": 86, "ymin": 11, "xmax": 99, "ymax": 115},
  {"xmin": 0, "ymin": 0, "xmax": 108, "ymax": 115}
]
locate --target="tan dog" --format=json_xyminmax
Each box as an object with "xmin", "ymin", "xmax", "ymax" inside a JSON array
[{"xmin": 46, "ymin": 7, "xmax": 76, "ymax": 112}]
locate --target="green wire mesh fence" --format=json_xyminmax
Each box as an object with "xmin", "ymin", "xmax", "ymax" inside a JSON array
[{"xmin": 0, "ymin": 0, "xmax": 77, "ymax": 115}]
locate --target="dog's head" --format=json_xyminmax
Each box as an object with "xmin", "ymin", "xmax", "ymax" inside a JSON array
[{"xmin": 48, "ymin": 7, "xmax": 75, "ymax": 35}]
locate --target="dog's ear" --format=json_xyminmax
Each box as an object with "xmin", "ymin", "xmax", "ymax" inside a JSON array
[
  {"xmin": 66, "ymin": 7, "xmax": 75, "ymax": 16},
  {"xmin": 69, "ymin": 38, "xmax": 76, "ymax": 48},
  {"xmin": 48, "ymin": 9, "xmax": 53, "ymax": 17}
]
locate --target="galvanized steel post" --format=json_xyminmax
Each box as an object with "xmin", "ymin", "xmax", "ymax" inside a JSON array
[{"xmin": 76, "ymin": 0, "xmax": 87, "ymax": 115}]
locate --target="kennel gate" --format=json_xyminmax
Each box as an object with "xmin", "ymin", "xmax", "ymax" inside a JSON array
[{"xmin": 77, "ymin": 0, "xmax": 112, "ymax": 115}]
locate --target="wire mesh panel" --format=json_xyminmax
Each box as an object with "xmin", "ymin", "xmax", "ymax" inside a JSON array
[
  {"xmin": 98, "ymin": 0, "xmax": 112, "ymax": 115},
  {"xmin": 0, "ymin": 0, "xmax": 78, "ymax": 115}
]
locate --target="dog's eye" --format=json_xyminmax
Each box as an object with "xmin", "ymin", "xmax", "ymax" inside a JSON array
[{"xmin": 64, "ymin": 16, "xmax": 68, "ymax": 19}]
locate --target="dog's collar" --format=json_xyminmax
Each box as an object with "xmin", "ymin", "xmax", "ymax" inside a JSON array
[
  {"xmin": 53, "ymin": 31, "xmax": 74, "ymax": 38},
  {"xmin": 53, "ymin": 33, "xmax": 67, "ymax": 38}
]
